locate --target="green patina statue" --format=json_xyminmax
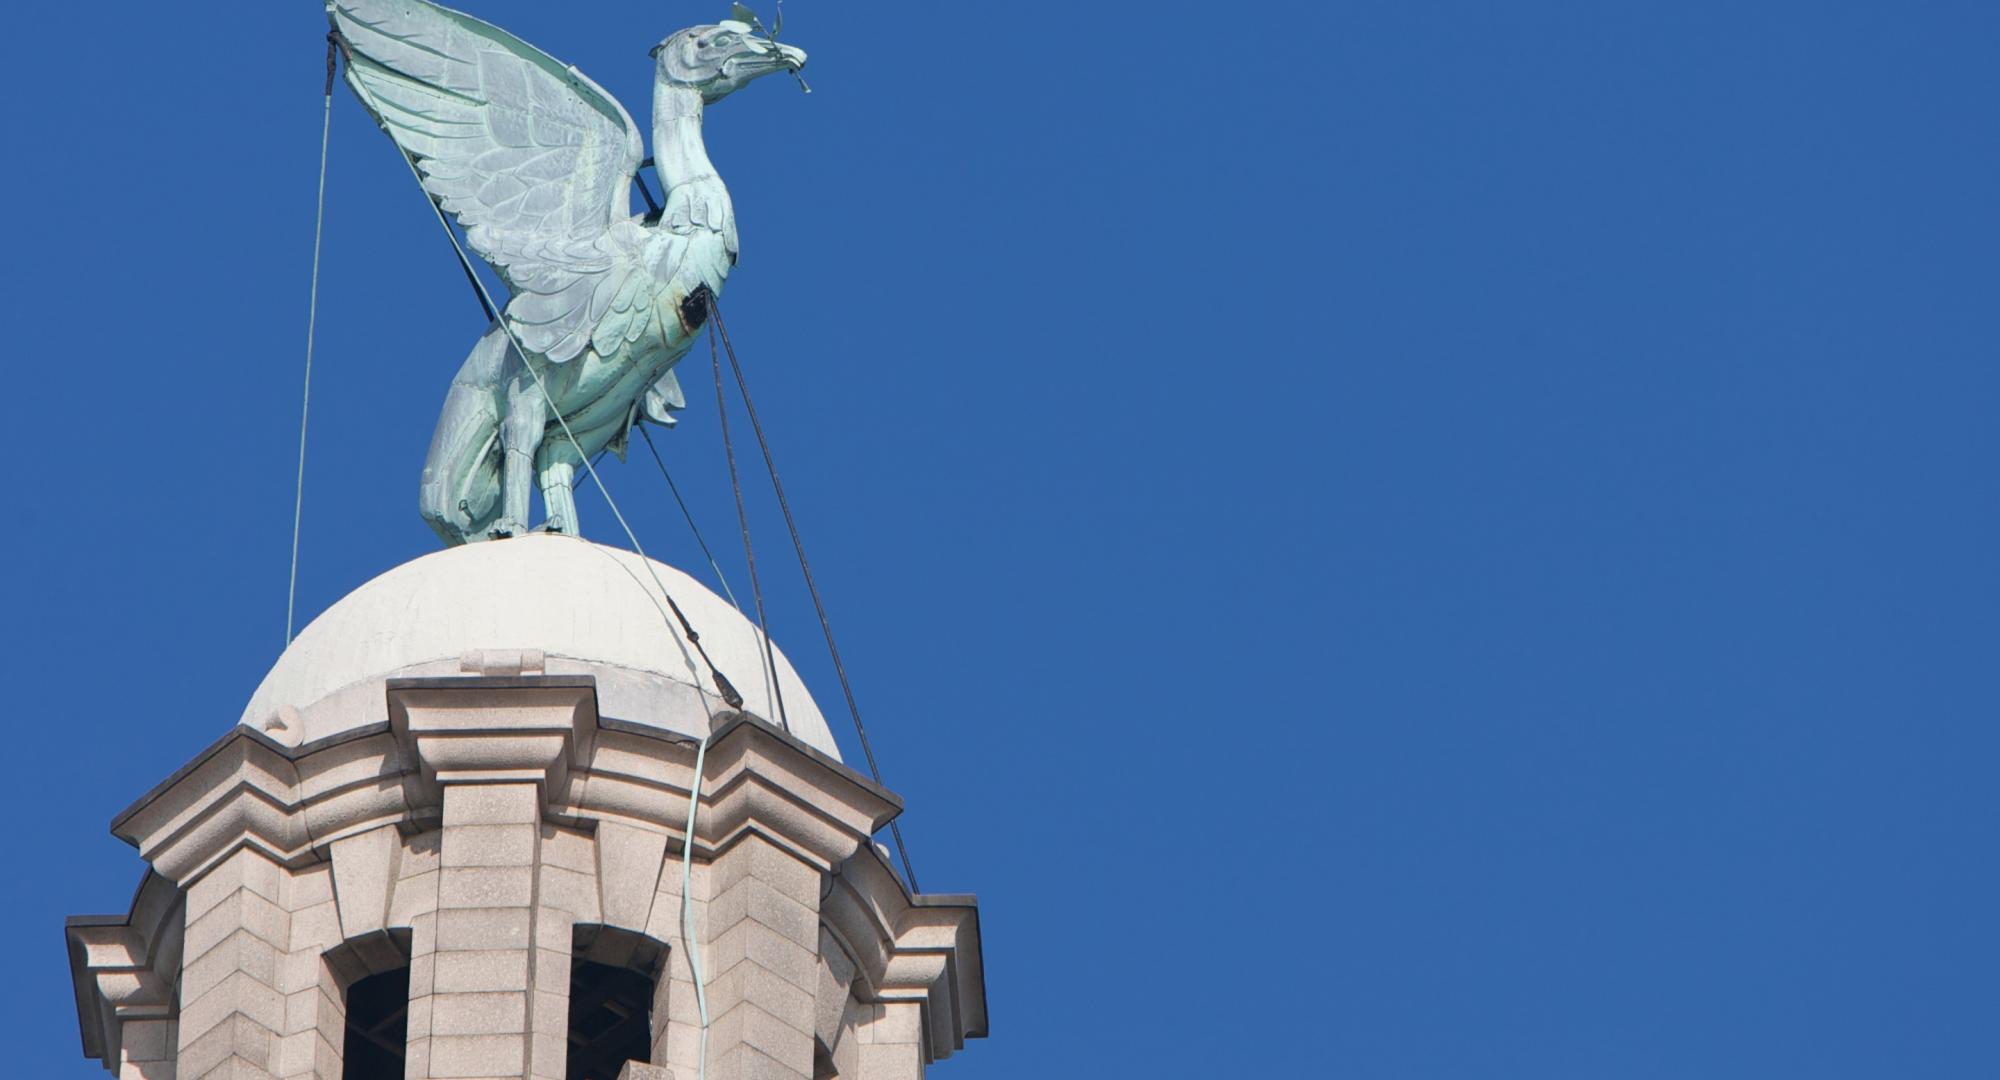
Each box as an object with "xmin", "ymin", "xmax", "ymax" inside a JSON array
[{"xmin": 327, "ymin": 0, "xmax": 805, "ymax": 545}]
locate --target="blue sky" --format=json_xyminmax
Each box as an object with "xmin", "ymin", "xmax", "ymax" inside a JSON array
[{"xmin": 7, "ymin": 1, "xmax": 1998, "ymax": 1075}]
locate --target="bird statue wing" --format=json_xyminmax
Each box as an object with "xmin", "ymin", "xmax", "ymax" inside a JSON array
[{"xmin": 329, "ymin": 0, "xmax": 659, "ymax": 364}]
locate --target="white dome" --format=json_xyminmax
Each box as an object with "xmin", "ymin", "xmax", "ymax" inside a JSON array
[{"xmin": 241, "ymin": 534, "xmax": 839, "ymax": 758}]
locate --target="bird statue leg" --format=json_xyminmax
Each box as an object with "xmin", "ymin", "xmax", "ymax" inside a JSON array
[
  {"xmin": 420, "ymin": 327, "xmax": 511, "ymax": 545},
  {"xmin": 537, "ymin": 440, "xmax": 583, "ymax": 536},
  {"xmin": 495, "ymin": 373, "xmax": 552, "ymax": 539}
]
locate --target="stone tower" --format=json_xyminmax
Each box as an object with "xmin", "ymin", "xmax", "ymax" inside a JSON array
[{"xmin": 64, "ymin": 536, "xmax": 986, "ymax": 1080}]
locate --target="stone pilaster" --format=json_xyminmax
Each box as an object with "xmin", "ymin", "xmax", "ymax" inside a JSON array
[
  {"xmin": 417, "ymin": 781, "xmax": 546, "ymax": 1079},
  {"xmin": 175, "ymin": 849, "xmax": 291, "ymax": 1079},
  {"xmin": 392, "ymin": 678, "xmax": 593, "ymax": 1080},
  {"xmin": 274, "ymin": 863, "xmax": 343, "ymax": 1080},
  {"xmin": 703, "ymin": 836, "xmax": 823, "ymax": 1080}
]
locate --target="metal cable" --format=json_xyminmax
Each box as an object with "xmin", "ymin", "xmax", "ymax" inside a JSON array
[
  {"xmin": 288, "ymin": 39, "xmax": 338, "ymax": 647},
  {"xmin": 637, "ymin": 424, "xmax": 742, "ymax": 611},
  {"xmin": 638, "ymin": 418, "xmax": 781, "ymax": 723},
  {"xmin": 709, "ymin": 318, "xmax": 790, "ymax": 734},
  {"xmin": 679, "ymin": 733, "xmax": 713, "ymax": 1080},
  {"xmin": 707, "ymin": 297, "xmax": 920, "ymax": 892}
]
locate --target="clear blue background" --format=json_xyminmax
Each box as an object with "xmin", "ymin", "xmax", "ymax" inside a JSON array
[{"xmin": 5, "ymin": 1, "xmax": 1997, "ymax": 1075}]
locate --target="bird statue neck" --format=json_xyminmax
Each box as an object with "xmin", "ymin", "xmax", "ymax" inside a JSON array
[{"xmin": 652, "ymin": 83, "xmax": 723, "ymax": 200}]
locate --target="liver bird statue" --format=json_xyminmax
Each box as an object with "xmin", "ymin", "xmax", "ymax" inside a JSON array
[{"xmin": 326, "ymin": 0, "xmax": 806, "ymax": 545}]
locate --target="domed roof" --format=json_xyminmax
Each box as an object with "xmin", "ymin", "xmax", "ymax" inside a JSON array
[{"xmin": 241, "ymin": 534, "xmax": 839, "ymax": 758}]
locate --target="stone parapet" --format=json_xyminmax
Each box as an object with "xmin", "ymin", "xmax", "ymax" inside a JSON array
[{"xmin": 69, "ymin": 675, "xmax": 985, "ymax": 1079}]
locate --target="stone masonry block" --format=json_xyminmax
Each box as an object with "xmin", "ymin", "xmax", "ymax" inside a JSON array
[
  {"xmin": 280, "ymin": 989, "xmax": 319, "ymax": 1041},
  {"xmin": 311, "ymin": 986, "xmax": 344, "ymax": 1052},
  {"xmin": 331, "ymin": 828, "xmax": 402, "ymax": 941},
  {"xmin": 709, "ymin": 1002, "xmax": 814, "ymax": 1076},
  {"xmin": 427, "ymin": 1032, "xmax": 526, "ymax": 1078},
  {"xmin": 401, "ymin": 830, "xmax": 443, "ymax": 878},
  {"xmin": 286, "ymin": 902, "xmax": 340, "ymax": 958},
  {"xmin": 440, "ymin": 865, "xmax": 535, "ymax": 909},
  {"xmin": 864, "ymin": 1003, "xmax": 924, "ymax": 1047},
  {"xmin": 123, "ymin": 1018, "xmax": 173, "ymax": 1062},
  {"xmin": 651, "ymin": 972, "xmax": 676, "ymax": 1032},
  {"xmin": 406, "ymin": 994, "xmax": 432, "ymax": 1041},
  {"xmin": 707, "ymin": 838, "xmax": 820, "ymax": 912},
  {"xmin": 659, "ymin": 1027, "xmax": 700, "ymax": 1075},
  {"xmin": 180, "ymin": 971, "xmax": 287, "ymax": 1047},
  {"xmin": 400, "ymin": 1040, "xmax": 428, "ymax": 1080},
  {"xmin": 289, "ymin": 865, "xmax": 334, "ymax": 910},
  {"xmin": 708, "ymin": 1042, "xmax": 807, "ymax": 1080},
  {"xmin": 535, "ymin": 904, "xmax": 577, "ymax": 942},
  {"xmin": 186, "ymin": 891, "xmax": 290, "ymax": 967},
  {"xmin": 538, "ymin": 865, "xmax": 599, "ymax": 919},
  {"xmin": 647, "ymin": 1018, "xmax": 677, "ymax": 1076},
  {"xmin": 308, "ymin": 1030, "xmax": 342, "ymax": 1080},
  {"xmin": 185, "ymin": 851, "xmax": 286, "ymax": 926},
  {"xmin": 182, "ymin": 931, "xmax": 282, "ymax": 1007},
  {"xmin": 618, "ymin": 1063, "xmax": 675, "ymax": 1080},
  {"xmin": 814, "ymin": 938, "xmax": 856, "ymax": 1055},
  {"xmin": 660, "ymin": 972, "xmax": 701, "ymax": 1025},
  {"xmin": 441, "ymin": 823, "xmax": 538, "ymax": 868},
  {"xmin": 645, "ymin": 892, "xmax": 701, "ymax": 947},
  {"xmin": 436, "ymin": 907, "xmax": 532, "ymax": 952},
  {"xmin": 539, "ymin": 824, "xmax": 595, "ymax": 874},
  {"xmin": 531, "ymin": 989, "xmax": 566, "ymax": 1038},
  {"xmin": 443, "ymin": 782, "xmax": 541, "ymax": 826},
  {"xmin": 433, "ymin": 949, "xmax": 530, "ymax": 993},
  {"xmin": 389, "ymin": 870, "xmax": 440, "ymax": 925},
  {"xmin": 274, "ymin": 953, "xmax": 321, "ymax": 1007},
  {"xmin": 530, "ymin": 1029, "xmax": 566, "ymax": 1079},
  {"xmin": 704, "ymin": 961, "xmax": 814, "ymax": 1037},
  {"xmin": 410, "ymin": 911, "xmax": 438, "ymax": 956},
  {"xmin": 534, "ymin": 946, "xmax": 571, "ymax": 992},
  {"xmin": 596, "ymin": 820, "xmax": 669, "ymax": 932},
  {"xmin": 178, "ymin": 1012, "xmax": 276, "ymax": 1078},
  {"xmin": 708, "ymin": 878, "xmax": 816, "ymax": 951},
  {"xmin": 403, "ymin": 1036, "xmax": 430, "ymax": 1080},
  {"xmin": 409, "ymin": 953, "xmax": 436, "ymax": 998},
  {"xmin": 431, "ymin": 990, "xmax": 528, "ymax": 1036},
  {"xmin": 706, "ymin": 920, "xmax": 818, "ymax": 996},
  {"xmin": 271, "ymin": 1030, "xmax": 313, "ymax": 1078},
  {"xmin": 197, "ymin": 1058, "xmax": 279, "ymax": 1080},
  {"xmin": 855, "ymin": 1043, "xmax": 922, "ymax": 1080},
  {"xmin": 832, "ymin": 1027, "xmax": 858, "ymax": 1080}
]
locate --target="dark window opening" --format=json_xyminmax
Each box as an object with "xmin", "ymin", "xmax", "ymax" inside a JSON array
[
  {"xmin": 341, "ymin": 965, "xmax": 409, "ymax": 1080},
  {"xmin": 567, "ymin": 925, "xmax": 668, "ymax": 1080}
]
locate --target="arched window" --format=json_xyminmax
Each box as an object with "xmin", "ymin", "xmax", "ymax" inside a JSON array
[
  {"xmin": 341, "ymin": 965, "xmax": 409, "ymax": 1078},
  {"xmin": 567, "ymin": 925, "xmax": 668, "ymax": 1080},
  {"xmin": 327, "ymin": 929, "xmax": 414, "ymax": 1080}
]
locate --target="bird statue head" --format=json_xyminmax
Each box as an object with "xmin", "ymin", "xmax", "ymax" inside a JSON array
[{"xmin": 651, "ymin": 20, "xmax": 808, "ymax": 103}]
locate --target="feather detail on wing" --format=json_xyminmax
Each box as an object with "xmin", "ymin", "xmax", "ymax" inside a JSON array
[{"xmin": 329, "ymin": 0, "xmax": 658, "ymax": 363}]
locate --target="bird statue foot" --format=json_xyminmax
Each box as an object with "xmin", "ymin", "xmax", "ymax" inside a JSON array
[{"xmin": 489, "ymin": 518, "xmax": 531, "ymax": 540}]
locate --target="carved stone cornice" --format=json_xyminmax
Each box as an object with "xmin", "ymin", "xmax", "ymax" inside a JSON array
[
  {"xmin": 86, "ymin": 674, "xmax": 986, "ymax": 1077},
  {"xmin": 111, "ymin": 677, "xmax": 906, "ymax": 893},
  {"xmin": 387, "ymin": 675, "xmax": 598, "ymax": 800},
  {"xmin": 822, "ymin": 847, "xmax": 987, "ymax": 1064},
  {"xmin": 66, "ymin": 871, "xmax": 184, "ymax": 1071}
]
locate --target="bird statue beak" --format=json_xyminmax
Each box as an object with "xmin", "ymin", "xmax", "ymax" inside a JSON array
[
  {"xmin": 776, "ymin": 42, "xmax": 807, "ymax": 72},
  {"xmin": 649, "ymin": 43, "xmax": 665, "ymax": 59}
]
